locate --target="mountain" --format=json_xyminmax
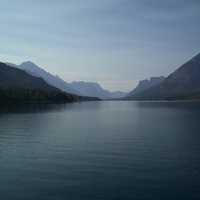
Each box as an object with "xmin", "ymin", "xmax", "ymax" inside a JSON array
[
  {"xmin": 15, "ymin": 61, "xmax": 79, "ymax": 95},
  {"xmin": 12, "ymin": 61, "xmax": 125, "ymax": 99},
  {"xmin": 70, "ymin": 81, "xmax": 127, "ymax": 99},
  {"xmin": 127, "ymin": 76, "xmax": 165, "ymax": 97},
  {"xmin": 0, "ymin": 62, "xmax": 80, "ymax": 103},
  {"xmin": 1, "ymin": 62, "xmax": 57, "ymax": 91},
  {"xmin": 127, "ymin": 53, "xmax": 200, "ymax": 100},
  {"xmin": 110, "ymin": 91, "xmax": 128, "ymax": 99}
]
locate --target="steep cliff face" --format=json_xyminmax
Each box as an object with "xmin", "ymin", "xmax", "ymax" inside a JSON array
[
  {"xmin": 127, "ymin": 53, "xmax": 200, "ymax": 100},
  {"xmin": 127, "ymin": 77, "xmax": 165, "ymax": 97}
]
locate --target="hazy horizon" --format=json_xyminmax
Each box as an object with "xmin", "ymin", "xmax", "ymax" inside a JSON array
[{"xmin": 0, "ymin": 0, "xmax": 200, "ymax": 91}]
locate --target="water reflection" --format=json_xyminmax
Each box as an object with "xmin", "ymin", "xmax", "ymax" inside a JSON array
[
  {"xmin": 0, "ymin": 101, "xmax": 103, "ymax": 114},
  {"xmin": 0, "ymin": 103, "xmax": 69, "ymax": 114},
  {"xmin": 0, "ymin": 101, "xmax": 200, "ymax": 200}
]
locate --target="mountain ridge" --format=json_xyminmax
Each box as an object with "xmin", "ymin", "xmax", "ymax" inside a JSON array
[
  {"xmin": 127, "ymin": 76, "xmax": 165, "ymax": 97},
  {"xmin": 9, "ymin": 61, "xmax": 126, "ymax": 99},
  {"xmin": 16, "ymin": 61, "xmax": 80, "ymax": 95},
  {"xmin": 126, "ymin": 52, "xmax": 200, "ymax": 100},
  {"xmin": 70, "ymin": 81, "xmax": 127, "ymax": 99},
  {"xmin": 0, "ymin": 62, "xmax": 81, "ymax": 103}
]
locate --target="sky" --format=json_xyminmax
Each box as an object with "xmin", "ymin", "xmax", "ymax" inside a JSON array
[{"xmin": 0, "ymin": 0, "xmax": 200, "ymax": 92}]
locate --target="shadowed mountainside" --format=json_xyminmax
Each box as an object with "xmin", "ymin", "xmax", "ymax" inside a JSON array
[
  {"xmin": 0, "ymin": 62, "xmax": 99, "ymax": 103},
  {"xmin": 15, "ymin": 61, "xmax": 79, "ymax": 95},
  {"xmin": 9, "ymin": 61, "xmax": 126, "ymax": 99},
  {"xmin": 126, "ymin": 53, "xmax": 200, "ymax": 100},
  {"xmin": 126, "ymin": 76, "xmax": 165, "ymax": 97}
]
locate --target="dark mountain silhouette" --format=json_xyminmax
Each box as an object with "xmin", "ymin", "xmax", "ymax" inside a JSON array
[
  {"xmin": 14, "ymin": 61, "xmax": 79, "ymax": 95},
  {"xmin": 127, "ymin": 76, "xmax": 165, "ymax": 97},
  {"xmin": 9, "ymin": 61, "xmax": 126, "ymax": 99},
  {"xmin": 127, "ymin": 53, "xmax": 200, "ymax": 100},
  {"xmin": 0, "ymin": 62, "xmax": 58, "ymax": 91},
  {"xmin": 0, "ymin": 62, "xmax": 96, "ymax": 103}
]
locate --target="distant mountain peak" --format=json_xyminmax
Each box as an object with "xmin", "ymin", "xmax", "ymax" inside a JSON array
[
  {"xmin": 21, "ymin": 61, "xmax": 35, "ymax": 65},
  {"xmin": 11, "ymin": 61, "xmax": 79, "ymax": 95},
  {"xmin": 127, "ymin": 52, "xmax": 200, "ymax": 100},
  {"xmin": 70, "ymin": 81, "xmax": 127, "ymax": 99},
  {"xmin": 8, "ymin": 62, "xmax": 127, "ymax": 99},
  {"xmin": 20, "ymin": 61, "xmax": 38, "ymax": 68},
  {"xmin": 127, "ymin": 76, "xmax": 165, "ymax": 97},
  {"xmin": 20, "ymin": 61, "xmax": 42, "ymax": 72}
]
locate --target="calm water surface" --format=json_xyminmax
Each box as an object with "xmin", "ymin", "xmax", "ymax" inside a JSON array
[{"xmin": 0, "ymin": 101, "xmax": 200, "ymax": 200}]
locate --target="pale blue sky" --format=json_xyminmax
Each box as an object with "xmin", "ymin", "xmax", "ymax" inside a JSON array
[{"xmin": 0, "ymin": 0, "xmax": 200, "ymax": 91}]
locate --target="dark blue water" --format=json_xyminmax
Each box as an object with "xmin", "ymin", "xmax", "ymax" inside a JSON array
[{"xmin": 0, "ymin": 101, "xmax": 200, "ymax": 200}]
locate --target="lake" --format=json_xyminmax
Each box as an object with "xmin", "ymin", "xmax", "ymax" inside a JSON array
[{"xmin": 0, "ymin": 101, "xmax": 200, "ymax": 200}]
